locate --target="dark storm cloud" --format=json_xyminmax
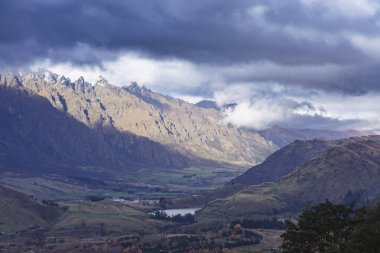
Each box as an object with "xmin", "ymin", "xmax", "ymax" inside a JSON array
[
  {"xmin": 0, "ymin": 0, "xmax": 368, "ymax": 63},
  {"xmin": 1, "ymin": 0, "xmax": 380, "ymax": 93}
]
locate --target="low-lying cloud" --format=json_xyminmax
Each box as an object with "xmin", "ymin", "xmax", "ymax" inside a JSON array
[{"xmin": 215, "ymin": 84, "xmax": 379, "ymax": 130}]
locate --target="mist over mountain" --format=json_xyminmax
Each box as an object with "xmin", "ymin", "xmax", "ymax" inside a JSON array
[{"xmin": 259, "ymin": 125, "xmax": 371, "ymax": 148}]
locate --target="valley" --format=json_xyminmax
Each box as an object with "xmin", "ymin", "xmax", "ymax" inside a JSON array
[
  {"xmin": 0, "ymin": 71, "xmax": 378, "ymax": 252},
  {"xmin": 0, "ymin": 165, "xmax": 244, "ymax": 201},
  {"xmin": 2, "ymin": 1, "xmax": 380, "ymax": 251}
]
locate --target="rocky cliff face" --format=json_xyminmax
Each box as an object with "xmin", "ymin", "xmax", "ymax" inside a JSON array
[
  {"xmin": 0, "ymin": 71, "xmax": 276, "ymax": 169},
  {"xmin": 0, "ymin": 84, "xmax": 191, "ymax": 175}
]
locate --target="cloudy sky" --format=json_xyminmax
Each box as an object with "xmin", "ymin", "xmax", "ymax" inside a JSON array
[{"xmin": 1, "ymin": 0, "xmax": 380, "ymax": 130}]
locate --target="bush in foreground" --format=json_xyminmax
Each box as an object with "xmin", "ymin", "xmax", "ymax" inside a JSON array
[{"xmin": 281, "ymin": 200, "xmax": 380, "ymax": 253}]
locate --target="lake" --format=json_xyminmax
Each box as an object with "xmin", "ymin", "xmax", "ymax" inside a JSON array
[{"xmin": 161, "ymin": 208, "xmax": 201, "ymax": 217}]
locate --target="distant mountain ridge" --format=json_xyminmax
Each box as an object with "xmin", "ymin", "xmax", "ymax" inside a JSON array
[
  {"xmin": 0, "ymin": 70, "xmax": 373, "ymax": 186},
  {"xmin": 259, "ymin": 125, "xmax": 371, "ymax": 148},
  {"xmin": 195, "ymin": 100, "xmax": 219, "ymax": 110}
]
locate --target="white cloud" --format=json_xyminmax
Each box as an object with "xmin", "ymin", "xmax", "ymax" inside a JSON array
[
  {"xmin": 214, "ymin": 83, "xmax": 320, "ymax": 129},
  {"xmin": 300, "ymin": 0, "xmax": 380, "ymax": 19},
  {"xmin": 35, "ymin": 52, "xmax": 354, "ymax": 96},
  {"xmin": 214, "ymin": 83, "xmax": 380, "ymax": 130},
  {"xmin": 350, "ymin": 34, "xmax": 380, "ymax": 59},
  {"xmin": 222, "ymin": 99, "xmax": 288, "ymax": 130},
  {"xmin": 34, "ymin": 52, "xmax": 380, "ymax": 131},
  {"xmin": 169, "ymin": 94, "xmax": 207, "ymax": 104},
  {"xmin": 36, "ymin": 52, "xmax": 205, "ymax": 93}
]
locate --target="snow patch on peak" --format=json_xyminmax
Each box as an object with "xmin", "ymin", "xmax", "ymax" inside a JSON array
[{"xmin": 43, "ymin": 71, "xmax": 58, "ymax": 84}]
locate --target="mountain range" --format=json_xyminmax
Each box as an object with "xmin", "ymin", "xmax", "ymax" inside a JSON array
[
  {"xmin": 1, "ymin": 71, "xmax": 380, "ymax": 251},
  {"xmin": 0, "ymin": 71, "xmax": 277, "ymax": 176},
  {"xmin": 259, "ymin": 125, "xmax": 371, "ymax": 148},
  {"xmin": 0, "ymin": 70, "xmax": 376, "ymax": 204}
]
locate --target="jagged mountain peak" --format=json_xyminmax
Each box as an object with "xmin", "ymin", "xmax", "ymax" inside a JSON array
[
  {"xmin": 129, "ymin": 81, "xmax": 140, "ymax": 90},
  {"xmin": 123, "ymin": 81, "xmax": 151, "ymax": 94},
  {"xmin": 0, "ymin": 70, "xmax": 276, "ymax": 166},
  {"xmin": 94, "ymin": 75, "xmax": 110, "ymax": 86},
  {"xmin": 74, "ymin": 76, "xmax": 85, "ymax": 85},
  {"xmin": 56, "ymin": 75, "xmax": 70, "ymax": 85},
  {"xmin": 36, "ymin": 69, "xmax": 57, "ymax": 81},
  {"xmin": 72, "ymin": 76, "xmax": 95, "ymax": 93},
  {"xmin": 12, "ymin": 70, "xmax": 71, "ymax": 87}
]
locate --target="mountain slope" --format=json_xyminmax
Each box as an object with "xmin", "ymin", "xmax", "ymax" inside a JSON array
[
  {"xmin": 230, "ymin": 139, "xmax": 337, "ymax": 185},
  {"xmin": 278, "ymin": 135, "xmax": 380, "ymax": 204},
  {"xmin": 0, "ymin": 72, "xmax": 275, "ymax": 167},
  {"xmin": 0, "ymin": 186, "xmax": 61, "ymax": 232},
  {"xmin": 198, "ymin": 136, "xmax": 380, "ymax": 220},
  {"xmin": 260, "ymin": 125, "xmax": 369, "ymax": 148},
  {"xmin": 0, "ymin": 85, "xmax": 191, "ymax": 175}
]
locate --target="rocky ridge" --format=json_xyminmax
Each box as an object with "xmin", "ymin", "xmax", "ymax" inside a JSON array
[{"xmin": 0, "ymin": 71, "xmax": 276, "ymax": 167}]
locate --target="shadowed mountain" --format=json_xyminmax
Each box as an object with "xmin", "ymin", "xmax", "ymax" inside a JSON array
[
  {"xmin": 198, "ymin": 136, "xmax": 380, "ymax": 220},
  {"xmin": 260, "ymin": 125, "xmax": 370, "ymax": 148},
  {"xmin": 0, "ymin": 85, "xmax": 192, "ymax": 176},
  {"xmin": 0, "ymin": 72, "xmax": 275, "ymax": 168}
]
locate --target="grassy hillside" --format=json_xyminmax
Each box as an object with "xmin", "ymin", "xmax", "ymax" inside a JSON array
[
  {"xmin": 50, "ymin": 200, "xmax": 164, "ymax": 237},
  {"xmin": 198, "ymin": 136, "xmax": 380, "ymax": 221},
  {"xmin": 0, "ymin": 186, "xmax": 61, "ymax": 232},
  {"xmin": 230, "ymin": 139, "xmax": 336, "ymax": 185}
]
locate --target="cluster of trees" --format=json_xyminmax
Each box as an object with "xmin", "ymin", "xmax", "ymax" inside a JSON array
[
  {"xmin": 41, "ymin": 199, "xmax": 59, "ymax": 207},
  {"xmin": 151, "ymin": 211, "xmax": 195, "ymax": 223},
  {"xmin": 231, "ymin": 218, "xmax": 287, "ymax": 230},
  {"xmin": 88, "ymin": 195, "xmax": 106, "ymax": 202},
  {"xmin": 220, "ymin": 223, "xmax": 262, "ymax": 248},
  {"xmin": 281, "ymin": 200, "xmax": 380, "ymax": 253},
  {"xmin": 158, "ymin": 197, "xmax": 173, "ymax": 209}
]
